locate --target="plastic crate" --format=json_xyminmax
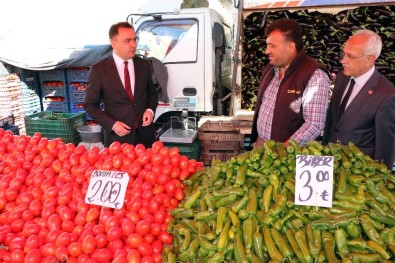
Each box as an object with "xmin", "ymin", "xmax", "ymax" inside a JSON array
[
  {"xmin": 41, "ymin": 81, "xmax": 67, "ymax": 97},
  {"xmin": 39, "ymin": 69, "xmax": 66, "ymax": 81},
  {"xmin": 67, "ymin": 68, "xmax": 90, "ymax": 82},
  {"xmin": 25, "ymin": 112, "xmax": 86, "ymax": 144},
  {"xmin": 43, "ymin": 101, "xmax": 69, "ymax": 113},
  {"xmin": 164, "ymin": 140, "xmax": 201, "ymax": 160}
]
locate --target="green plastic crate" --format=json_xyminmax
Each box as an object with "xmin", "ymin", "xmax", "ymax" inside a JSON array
[
  {"xmin": 25, "ymin": 111, "xmax": 86, "ymax": 144},
  {"xmin": 164, "ymin": 140, "xmax": 201, "ymax": 161}
]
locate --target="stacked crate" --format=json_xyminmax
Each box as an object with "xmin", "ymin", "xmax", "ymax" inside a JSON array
[
  {"xmin": 17, "ymin": 69, "xmax": 41, "ymax": 116},
  {"xmin": 67, "ymin": 67, "xmax": 91, "ymax": 121},
  {"xmin": 0, "ymin": 73, "xmax": 25, "ymax": 134},
  {"xmin": 198, "ymin": 118, "xmax": 246, "ymax": 166},
  {"xmin": 39, "ymin": 69, "xmax": 69, "ymax": 112}
]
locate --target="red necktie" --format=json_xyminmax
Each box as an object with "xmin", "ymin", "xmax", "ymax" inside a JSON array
[
  {"xmin": 124, "ymin": 61, "xmax": 134, "ymax": 100},
  {"xmin": 338, "ymin": 79, "xmax": 355, "ymax": 118}
]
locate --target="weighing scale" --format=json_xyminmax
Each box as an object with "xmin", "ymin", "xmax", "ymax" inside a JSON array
[{"xmin": 159, "ymin": 116, "xmax": 198, "ymax": 144}]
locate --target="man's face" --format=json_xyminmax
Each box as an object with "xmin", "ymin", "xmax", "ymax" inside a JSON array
[
  {"xmin": 265, "ymin": 30, "xmax": 294, "ymax": 68},
  {"xmin": 341, "ymin": 35, "xmax": 375, "ymax": 77},
  {"xmin": 110, "ymin": 27, "xmax": 137, "ymax": 60}
]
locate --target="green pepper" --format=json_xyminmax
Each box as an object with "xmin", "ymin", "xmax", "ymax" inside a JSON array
[
  {"xmin": 271, "ymin": 228, "xmax": 294, "ymax": 258},
  {"xmin": 237, "ymin": 151, "xmax": 250, "ymax": 165},
  {"xmin": 197, "ymin": 222, "xmax": 217, "ymax": 251},
  {"xmin": 183, "ymin": 189, "xmax": 202, "ymax": 209},
  {"xmin": 360, "ymin": 214, "xmax": 384, "ymax": 246},
  {"xmin": 228, "ymin": 210, "xmax": 240, "ymax": 232},
  {"xmin": 235, "ymin": 164, "xmax": 247, "ymax": 185},
  {"xmin": 264, "ymin": 228, "xmax": 283, "ymax": 261},
  {"xmin": 322, "ymin": 232, "xmax": 338, "ymax": 263},
  {"xmin": 346, "ymin": 222, "xmax": 362, "ymax": 238},
  {"xmin": 247, "ymin": 187, "xmax": 258, "ymax": 215},
  {"xmin": 306, "ymin": 223, "xmax": 321, "ymax": 259},
  {"xmin": 334, "ymin": 228, "xmax": 349, "ymax": 258},
  {"xmin": 253, "ymin": 229, "xmax": 266, "ymax": 262},
  {"xmin": 243, "ymin": 217, "xmax": 254, "ymax": 251},
  {"xmin": 262, "ymin": 185, "xmax": 273, "ymax": 213},
  {"xmin": 213, "ymin": 186, "xmax": 245, "ymax": 198},
  {"xmin": 365, "ymin": 180, "xmax": 388, "ymax": 204},
  {"xmin": 295, "ymin": 228, "xmax": 313, "ymax": 263},
  {"xmin": 234, "ymin": 231, "xmax": 248, "ymax": 263},
  {"xmin": 367, "ymin": 240, "xmax": 391, "ymax": 259},
  {"xmin": 216, "ymin": 207, "xmax": 228, "ymax": 235},
  {"xmin": 268, "ymin": 193, "xmax": 287, "ymax": 217},
  {"xmin": 217, "ymin": 220, "xmax": 231, "ymax": 252},
  {"xmin": 215, "ymin": 194, "xmax": 238, "ymax": 208},
  {"xmin": 172, "ymin": 208, "xmax": 194, "ymax": 219},
  {"xmin": 348, "ymin": 253, "xmax": 382, "ymax": 263},
  {"xmin": 195, "ymin": 211, "xmax": 216, "ymax": 220},
  {"xmin": 288, "ymin": 138, "xmax": 301, "ymax": 154},
  {"xmin": 286, "ymin": 229, "xmax": 305, "ymax": 263}
]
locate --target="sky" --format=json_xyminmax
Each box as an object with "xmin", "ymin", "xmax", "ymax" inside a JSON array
[{"xmin": 0, "ymin": 0, "xmax": 149, "ymax": 48}]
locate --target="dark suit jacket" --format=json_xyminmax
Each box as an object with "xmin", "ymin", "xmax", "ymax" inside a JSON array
[
  {"xmin": 84, "ymin": 55, "xmax": 158, "ymax": 147},
  {"xmin": 322, "ymin": 70, "xmax": 395, "ymax": 170}
]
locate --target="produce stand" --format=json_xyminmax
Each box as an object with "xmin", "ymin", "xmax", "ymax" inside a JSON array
[{"xmin": 166, "ymin": 139, "xmax": 395, "ymax": 262}]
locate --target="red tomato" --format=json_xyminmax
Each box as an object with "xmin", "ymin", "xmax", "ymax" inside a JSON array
[
  {"xmin": 95, "ymin": 248, "xmax": 113, "ymax": 262},
  {"xmin": 127, "ymin": 249, "xmax": 141, "ymax": 263},
  {"xmin": 68, "ymin": 242, "xmax": 82, "ymax": 257},
  {"xmin": 10, "ymin": 249, "xmax": 24, "ymax": 263},
  {"xmin": 151, "ymin": 141, "xmax": 163, "ymax": 154},
  {"xmin": 126, "ymin": 233, "xmax": 143, "ymax": 249},
  {"xmin": 158, "ymin": 231, "xmax": 173, "ymax": 245},
  {"xmin": 164, "ymin": 181, "xmax": 177, "ymax": 197},
  {"xmin": 95, "ymin": 233, "xmax": 108, "ymax": 249},
  {"xmin": 24, "ymin": 248, "xmax": 42, "ymax": 263},
  {"xmin": 81, "ymin": 234, "xmax": 96, "ymax": 254},
  {"xmin": 41, "ymin": 243, "xmax": 56, "ymax": 257},
  {"xmin": 121, "ymin": 218, "xmax": 135, "ymax": 236},
  {"xmin": 106, "ymin": 226, "xmax": 122, "ymax": 242},
  {"xmin": 55, "ymin": 232, "xmax": 71, "ymax": 247},
  {"xmin": 135, "ymin": 220, "xmax": 151, "ymax": 236},
  {"xmin": 138, "ymin": 242, "xmax": 153, "ymax": 257},
  {"xmin": 109, "ymin": 141, "xmax": 122, "ymax": 155},
  {"xmin": 151, "ymin": 240, "xmax": 163, "ymax": 254}
]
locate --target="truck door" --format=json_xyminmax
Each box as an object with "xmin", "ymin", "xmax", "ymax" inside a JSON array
[{"xmin": 135, "ymin": 14, "xmax": 207, "ymax": 122}]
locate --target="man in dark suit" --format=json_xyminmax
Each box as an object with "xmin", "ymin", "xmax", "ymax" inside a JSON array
[
  {"xmin": 323, "ymin": 29, "xmax": 395, "ymax": 170},
  {"xmin": 84, "ymin": 22, "xmax": 158, "ymax": 148}
]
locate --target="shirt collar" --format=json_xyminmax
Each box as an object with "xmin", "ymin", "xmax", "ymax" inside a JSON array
[
  {"xmin": 353, "ymin": 66, "xmax": 375, "ymax": 87},
  {"xmin": 112, "ymin": 51, "xmax": 132, "ymax": 66}
]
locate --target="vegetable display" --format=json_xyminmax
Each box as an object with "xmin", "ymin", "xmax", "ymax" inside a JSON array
[
  {"xmin": 0, "ymin": 128, "xmax": 202, "ymax": 262},
  {"xmin": 165, "ymin": 139, "xmax": 395, "ymax": 262},
  {"xmin": 242, "ymin": 5, "xmax": 395, "ymax": 109}
]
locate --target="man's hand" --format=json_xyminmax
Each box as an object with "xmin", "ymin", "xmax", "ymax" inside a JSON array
[
  {"xmin": 142, "ymin": 110, "xmax": 154, "ymax": 126},
  {"xmin": 112, "ymin": 121, "xmax": 131, "ymax": 137}
]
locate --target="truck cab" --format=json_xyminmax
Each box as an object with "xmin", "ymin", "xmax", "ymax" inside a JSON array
[{"xmin": 128, "ymin": 7, "xmax": 232, "ymax": 130}]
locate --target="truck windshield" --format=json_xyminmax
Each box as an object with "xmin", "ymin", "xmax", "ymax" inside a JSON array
[{"xmin": 136, "ymin": 19, "xmax": 198, "ymax": 63}]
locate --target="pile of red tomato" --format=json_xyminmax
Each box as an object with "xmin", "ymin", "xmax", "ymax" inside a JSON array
[{"xmin": 0, "ymin": 128, "xmax": 202, "ymax": 262}]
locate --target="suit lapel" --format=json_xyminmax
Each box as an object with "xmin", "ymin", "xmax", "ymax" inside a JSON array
[{"xmin": 339, "ymin": 71, "xmax": 379, "ymax": 124}]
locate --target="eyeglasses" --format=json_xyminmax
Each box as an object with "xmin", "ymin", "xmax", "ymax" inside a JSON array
[{"xmin": 340, "ymin": 51, "xmax": 367, "ymax": 61}]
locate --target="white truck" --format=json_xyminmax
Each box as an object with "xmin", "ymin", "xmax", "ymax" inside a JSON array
[{"xmin": 127, "ymin": 4, "xmax": 233, "ymax": 131}]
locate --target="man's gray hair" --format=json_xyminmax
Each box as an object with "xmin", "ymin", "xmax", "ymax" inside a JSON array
[{"xmin": 353, "ymin": 29, "xmax": 382, "ymax": 58}]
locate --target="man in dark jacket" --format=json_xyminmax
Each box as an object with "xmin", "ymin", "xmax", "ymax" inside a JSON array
[
  {"xmin": 84, "ymin": 22, "xmax": 158, "ymax": 148},
  {"xmin": 251, "ymin": 18, "xmax": 331, "ymax": 147},
  {"xmin": 322, "ymin": 29, "xmax": 395, "ymax": 170}
]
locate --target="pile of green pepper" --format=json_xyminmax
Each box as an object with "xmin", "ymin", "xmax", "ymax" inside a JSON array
[{"xmin": 163, "ymin": 139, "xmax": 395, "ymax": 262}]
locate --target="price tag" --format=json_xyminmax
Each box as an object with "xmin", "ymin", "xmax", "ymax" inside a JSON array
[
  {"xmin": 85, "ymin": 170, "xmax": 129, "ymax": 209},
  {"xmin": 295, "ymin": 155, "xmax": 334, "ymax": 207}
]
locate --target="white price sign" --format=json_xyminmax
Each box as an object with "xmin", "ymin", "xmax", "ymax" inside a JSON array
[
  {"xmin": 85, "ymin": 170, "xmax": 129, "ymax": 209},
  {"xmin": 295, "ymin": 155, "xmax": 334, "ymax": 208}
]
